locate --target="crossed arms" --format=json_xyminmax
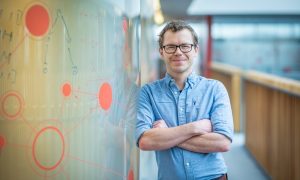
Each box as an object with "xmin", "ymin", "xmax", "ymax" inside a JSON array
[{"xmin": 138, "ymin": 119, "xmax": 231, "ymax": 153}]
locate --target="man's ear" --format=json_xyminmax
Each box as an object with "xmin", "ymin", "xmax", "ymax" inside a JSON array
[
  {"xmin": 159, "ymin": 48, "xmax": 163, "ymax": 56},
  {"xmin": 194, "ymin": 45, "xmax": 199, "ymax": 53}
]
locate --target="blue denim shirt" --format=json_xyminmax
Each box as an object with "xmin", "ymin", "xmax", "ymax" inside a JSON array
[{"xmin": 136, "ymin": 73, "xmax": 234, "ymax": 180}]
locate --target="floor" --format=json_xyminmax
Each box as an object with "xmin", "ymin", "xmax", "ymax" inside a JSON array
[{"xmin": 223, "ymin": 133, "xmax": 271, "ymax": 180}]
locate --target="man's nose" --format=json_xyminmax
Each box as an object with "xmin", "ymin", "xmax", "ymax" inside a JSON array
[{"xmin": 174, "ymin": 46, "xmax": 183, "ymax": 55}]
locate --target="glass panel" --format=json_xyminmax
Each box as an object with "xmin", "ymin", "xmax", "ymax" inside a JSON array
[{"xmin": 0, "ymin": 0, "xmax": 139, "ymax": 179}]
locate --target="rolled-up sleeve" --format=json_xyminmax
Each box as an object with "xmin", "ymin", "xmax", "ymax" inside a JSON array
[
  {"xmin": 135, "ymin": 85, "xmax": 155, "ymax": 147},
  {"xmin": 210, "ymin": 81, "xmax": 234, "ymax": 141}
]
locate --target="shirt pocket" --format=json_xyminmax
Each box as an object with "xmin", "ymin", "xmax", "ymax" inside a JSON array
[
  {"xmin": 152, "ymin": 93, "xmax": 174, "ymax": 121},
  {"xmin": 186, "ymin": 99, "xmax": 210, "ymax": 122},
  {"xmin": 156, "ymin": 101, "xmax": 176, "ymax": 126}
]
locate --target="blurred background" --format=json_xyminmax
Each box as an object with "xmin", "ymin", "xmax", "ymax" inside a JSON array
[
  {"xmin": 142, "ymin": 1, "xmax": 300, "ymax": 180},
  {"xmin": 142, "ymin": 1, "xmax": 300, "ymax": 179},
  {"xmin": 0, "ymin": 0, "xmax": 299, "ymax": 179}
]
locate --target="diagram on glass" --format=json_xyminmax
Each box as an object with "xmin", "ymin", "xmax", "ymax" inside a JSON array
[{"xmin": 0, "ymin": 1, "xmax": 137, "ymax": 180}]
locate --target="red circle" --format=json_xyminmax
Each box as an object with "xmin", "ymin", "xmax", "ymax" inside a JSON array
[
  {"xmin": 98, "ymin": 82, "xmax": 112, "ymax": 111},
  {"xmin": 25, "ymin": 4, "xmax": 50, "ymax": 36},
  {"xmin": 62, "ymin": 83, "xmax": 72, "ymax": 97},
  {"xmin": 32, "ymin": 126, "xmax": 65, "ymax": 171},
  {"xmin": 128, "ymin": 169, "xmax": 134, "ymax": 180},
  {"xmin": 1, "ymin": 92, "xmax": 23, "ymax": 120},
  {"xmin": 0, "ymin": 135, "xmax": 5, "ymax": 149}
]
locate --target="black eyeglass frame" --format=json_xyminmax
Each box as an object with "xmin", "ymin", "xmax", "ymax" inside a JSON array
[{"xmin": 162, "ymin": 44, "xmax": 195, "ymax": 54}]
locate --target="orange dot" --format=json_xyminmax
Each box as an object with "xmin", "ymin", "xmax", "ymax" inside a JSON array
[
  {"xmin": 128, "ymin": 169, "xmax": 134, "ymax": 180},
  {"xmin": 62, "ymin": 83, "xmax": 72, "ymax": 97},
  {"xmin": 25, "ymin": 4, "xmax": 50, "ymax": 36},
  {"xmin": 98, "ymin": 82, "xmax": 112, "ymax": 111},
  {"xmin": 0, "ymin": 136, "xmax": 5, "ymax": 149}
]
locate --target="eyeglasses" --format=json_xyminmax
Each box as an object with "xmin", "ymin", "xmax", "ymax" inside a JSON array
[{"xmin": 162, "ymin": 44, "xmax": 194, "ymax": 54}]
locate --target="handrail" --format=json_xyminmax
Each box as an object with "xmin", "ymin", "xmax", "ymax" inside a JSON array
[
  {"xmin": 212, "ymin": 62, "xmax": 300, "ymax": 96},
  {"xmin": 244, "ymin": 70, "xmax": 300, "ymax": 96}
]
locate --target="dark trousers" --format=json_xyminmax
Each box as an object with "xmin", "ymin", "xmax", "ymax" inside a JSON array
[{"xmin": 213, "ymin": 174, "xmax": 228, "ymax": 180}]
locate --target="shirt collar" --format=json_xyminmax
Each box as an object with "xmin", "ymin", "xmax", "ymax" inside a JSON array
[
  {"xmin": 164, "ymin": 72, "xmax": 197, "ymax": 89},
  {"xmin": 186, "ymin": 72, "xmax": 197, "ymax": 88},
  {"xmin": 164, "ymin": 73, "xmax": 172, "ymax": 83}
]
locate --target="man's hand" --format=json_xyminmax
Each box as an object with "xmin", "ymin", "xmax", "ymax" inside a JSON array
[
  {"xmin": 153, "ymin": 120, "xmax": 168, "ymax": 128},
  {"xmin": 153, "ymin": 119, "xmax": 212, "ymax": 134},
  {"xmin": 191, "ymin": 119, "xmax": 212, "ymax": 133},
  {"xmin": 177, "ymin": 120, "xmax": 232, "ymax": 153}
]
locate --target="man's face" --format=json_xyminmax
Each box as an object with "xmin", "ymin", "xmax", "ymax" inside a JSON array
[{"xmin": 159, "ymin": 29, "xmax": 198, "ymax": 76}]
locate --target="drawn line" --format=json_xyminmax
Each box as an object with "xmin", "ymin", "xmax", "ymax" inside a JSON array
[
  {"xmin": 16, "ymin": 9, "xmax": 23, "ymax": 25},
  {"xmin": 67, "ymin": 48, "xmax": 74, "ymax": 65},
  {"xmin": 48, "ymin": 9, "xmax": 71, "ymax": 42},
  {"xmin": 48, "ymin": 11, "xmax": 59, "ymax": 35},
  {"xmin": 0, "ymin": 35, "xmax": 27, "ymax": 69},
  {"xmin": 11, "ymin": 34, "xmax": 27, "ymax": 54},
  {"xmin": 67, "ymin": 154, "xmax": 123, "ymax": 177},
  {"xmin": 43, "ymin": 43, "xmax": 49, "ymax": 64},
  {"xmin": 53, "ymin": 9, "xmax": 76, "ymax": 71},
  {"xmin": 60, "ymin": 13, "xmax": 71, "ymax": 42},
  {"xmin": 65, "ymin": 108, "xmax": 97, "ymax": 136},
  {"xmin": 73, "ymin": 89, "xmax": 98, "ymax": 97},
  {"xmin": 20, "ymin": 114, "xmax": 37, "ymax": 133}
]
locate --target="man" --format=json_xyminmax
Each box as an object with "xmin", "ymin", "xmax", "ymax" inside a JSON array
[{"xmin": 136, "ymin": 20, "xmax": 233, "ymax": 180}]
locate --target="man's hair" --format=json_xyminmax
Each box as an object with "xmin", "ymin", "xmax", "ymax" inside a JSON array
[{"xmin": 158, "ymin": 20, "xmax": 198, "ymax": 48}]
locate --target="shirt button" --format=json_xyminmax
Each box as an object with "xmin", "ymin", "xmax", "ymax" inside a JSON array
[
  {"xmin": 180, "ymin": 108, "xmax": 183, "ymax": 111},
  {"xmin": 174, "ymin": 92, "xmax": 177, "ymax": 95},
  {"xmin": 186, "ymin": 163, "xmax": 189, "ymax": 166}
]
